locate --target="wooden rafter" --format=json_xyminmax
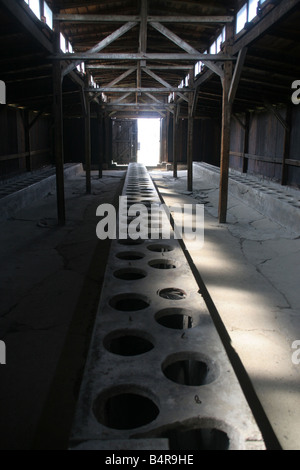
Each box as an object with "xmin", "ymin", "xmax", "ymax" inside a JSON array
[
  {"xmin": 228, "ymin": 47, "xmax": 248, "ymax": 105},
  {"xmin": 109, "ymin": 93, "xmax": 134, "ymax": 105},
  {"xmin": 90, "ymin": 68, "xmax": 136, "ymax": 102},
  {"xmin": 62, "ymin": 21, "xmax": 138, "ymax": 77},
  {"xmin": 263, "ymin": 100, "xmax": 290, "ymax": 131},
  {"xmin": 143, "ymin": 67, "xmax": 188, "ymax": 102},
  {"xmin": 150, "ymin": 21, "xmax": 224, "ymax": 79}
]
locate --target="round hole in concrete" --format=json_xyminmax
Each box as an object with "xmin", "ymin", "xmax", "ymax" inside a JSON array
[
  {"xmin": 162, "ymin": 352, "xmax": 217, "ymax": 386},
  {"xmin": 93, "ymin": 385, "xmax": 159, "ymax": 430},
  {"xmin": 113, "ymin": 268, "xmax": 147, "ymax": 281},
  {"xmin": 149, "ymin": 259, "xmax": 177, "ymax": 269},
  {"xmin": 162, "ymin": 427, "xmax": 230, "ymax": 450},
  {"xmin": 155, "ymin": 308, "xmax": 199, "ymax": 330},
  {"xmin": 147, "ymin": 243, "xmax": 175, "ymax": 253},
  {"xmin": 158, "ymin": 288, "xmax": 187, "ymax": 300},
  {"xmin": 109, "ymin": 293, "xmax": 150, "ymax": 311},
  {"xmin": 116, "ymin": 251, "xmax": 145, "ymax": 261},
  {"xmin": 103, "ymin": 330, "xmax": 154, "ymax": 356}
]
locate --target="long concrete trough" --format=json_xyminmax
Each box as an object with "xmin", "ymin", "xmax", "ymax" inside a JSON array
[
  {"xmin": 193, "ymin": 162, "xmax": 300, "ymax": 234},
  {"xmin": 0, "ymin": 163, "xmax": 82, "ymax": 222},
  {"xmin": 69, "ymin": 163, "xmax": 265, "ymax": 451}
]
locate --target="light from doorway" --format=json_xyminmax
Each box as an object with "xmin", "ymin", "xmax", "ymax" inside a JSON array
[{"xmin": 137, "ymin": 118, "xmax": 160, "ymax": 167}]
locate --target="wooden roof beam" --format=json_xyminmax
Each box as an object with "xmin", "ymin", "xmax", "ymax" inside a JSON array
[
  {"xmin": 150, "ymin": 21, "xmax": 225, "ymax": 79},
  {"xmin": 109, "ymin": 92, "xmax": 134, "ymax": 105},
  {"xmin": 87, "ymin": 65, "xmax": 193, "ymax": 71},
  {"xmin": 53, "ymin": 53, "xmax": 234, "ymax": 61},
  {"xmin": 143, "ymin": 67, "xmax": 188, "ymax": 102},
  {"xmin": 90, "ymin": 68, "xmax": 136, "ymax": 102},
  {"xmin": 228, "ymin": 47, "xmax": 247, "ymax": 106},
  {"xmin": 62, "ymin": 21, "xmax": 138, "ymax": 77},
  {"xmin": 86, "ymin": 87, "xmax": 193, "ymax": 93},
  {"xmin": 54, "ymin": 14, "xmax": 234, "ymax": 24}
]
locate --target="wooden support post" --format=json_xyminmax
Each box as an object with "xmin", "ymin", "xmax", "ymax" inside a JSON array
[
  {"xmin": 24, "ymin": 110, "xmax": 31, "ymax": 172},
  {"xmin": 53, "ymin": 19, "xmax": 65, "ymax": 225},
  {"xmin": 173, "ymin": 102, "xmax": 178, "ymax": 178},
  {"xmin": 84, "ymin": 73, "xmax": 92, "ymax": 194},
  {"xmin": 104, "ymin": 115, "xmax": 111, "ymax": 167},
  {"xmin": 159, "ymin": 119, "xmax": 163, "ymax": 163},
  {"xmin": 243, "ymin": 112, "xmax": 250, "ymax": 174},
  {"xmin": 187, "ymin": 71, "xmax": 194, "ymax": 192},
  {"xmin": 97, "ymin": 107, "xmax": 103, "ymax": 179},
  {"xmin": 136, "ymin": 0, "xmax": 147, "ymax": 103},
  {"xmin": 281, "ymin": 105, "xmax": 292, "ymax": 186},
  {"xmin": 166, "ymin": 110, "xmax": 170, "ymax": 164},
  {"xmin": 218, "ymin": 24, "xmax": 234, "ymax": 224},
  {"xmin": 160, "ymin": 117, "xmax": 167, "ymax": 163}
]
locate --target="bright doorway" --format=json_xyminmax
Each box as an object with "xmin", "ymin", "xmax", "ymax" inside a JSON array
[{"xmin": 137, "ymin": 118, "xmax": 160, "ymax": 166}]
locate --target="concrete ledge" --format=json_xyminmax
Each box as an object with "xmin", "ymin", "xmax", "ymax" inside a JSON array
[
  {"xmin": 193, "ymin": 162, "xmax": 300, "ymax": 234},
  {"xmin": 0, "ymin": 164, "xmax": 82, "ymax": 223}
]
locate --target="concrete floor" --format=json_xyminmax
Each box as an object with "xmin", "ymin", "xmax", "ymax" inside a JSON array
[
  {"xmin": 0, "ymin": 164, "xmax": 299, "ymax": 450},
  {"xmin": 0, "ymin": 169, "xmax": 125, "ymax": 450},
  {"xmin": 151, "ymin": 166, "xmax": 300, "ymax": 451}
]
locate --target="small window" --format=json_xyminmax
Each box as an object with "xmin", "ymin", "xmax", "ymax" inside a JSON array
[
  {"xmin": 26, "ymin": 0, "xmax": 41, "ymax": 19},
  {"xmin": 249, "ymin": 0, "xmax": 258, "ymax": 21},
  {"xmin": 0, "ymin": 80, "xmax": 6, "ymax": 105},
  {"xmin": 236, "ymin": 4, "xmax": 247, "ymax": 34},
  {"xmin": 168, "ymin": 93, "xmax": 174, "ymax": 103},
  {"xmin": 60, "ymin": 33, "xmax": 67, "ymax": 52},
  {"xmin": 210, "ymin": 42, "xmax": 216, "ymax": 54},
  {"xmin": 44, "ymin": 1, "xmax": 53, "ymax": 29},
  {"xmin": 194, "ymin": 61, "xmax": 201, "ymax": 76},
  {"xmin": 222, "ymin": 26, "xmax": 226, "ymax": 43},
  {"xmin": 216, "ymin": 34, "xmax": 223, "ymax": 53}
]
